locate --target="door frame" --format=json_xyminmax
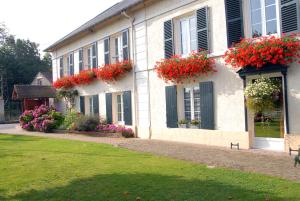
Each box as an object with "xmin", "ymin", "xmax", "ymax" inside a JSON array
[{"xmin": 237, "ymin": 64, "xmax": 290, "ymax": 150}]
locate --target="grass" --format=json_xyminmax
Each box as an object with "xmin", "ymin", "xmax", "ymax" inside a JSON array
[
  {"xmin": 255, "ymin": 121, "xmax": 281, "ymax": 138},
  {"xmin": 0, "ymin": 134, "xmax": 299, "ymax": 201}
]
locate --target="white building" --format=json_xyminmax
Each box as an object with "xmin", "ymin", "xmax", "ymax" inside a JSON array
[{"xmin": 45, "ymin": 0, "xmax": 300, "ymax": 152}]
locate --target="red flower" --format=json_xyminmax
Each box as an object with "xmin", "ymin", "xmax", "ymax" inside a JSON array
[
  {"xmin": 95, "ymin": 60, "xmax": 132, "ymax": 83},
  {"xmin": 224, "ymin": 35, "xmax": 300, "ymax": 69},
  {"xmin": 154, "ymin": 51, "xmax": 216, "ymax": 83}
]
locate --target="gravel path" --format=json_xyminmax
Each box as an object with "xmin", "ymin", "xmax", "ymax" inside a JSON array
[{"xmin": 1, "ymin": 124, "xmax": 299, "ymax": 181}]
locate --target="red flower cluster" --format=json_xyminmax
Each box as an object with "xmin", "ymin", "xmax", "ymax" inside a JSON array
[
  {"xmin": 155, "ymin": 51, "xmax": 216, "ymax": 83},
  {"xmin": 96, "ymin": 60, "xmax": 132, "ymax": 83},
  {"xmin": 53, "ymin": 60, "xmax": 132, "ymax": 89},
  {"xmin": 224, "ymin": 34, "xmax": 300, "ymax": 68},
  {"xmin": 53, "ymin": 77, "xmax": 74, "ymax": 89}
]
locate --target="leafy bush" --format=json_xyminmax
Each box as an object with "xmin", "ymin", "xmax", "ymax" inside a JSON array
[
  {"xmin": 97, "ymin": 124, "xmax": 134, "ymax": 138},
  {"xmin": 63, "ymin": 110, "xmax": 81, "ymax": 130},
  {"xmin": 73, "ymin": 115, "xmax": 99, "ymax": 131},
  {"xmin": 19, "ymin": 105, "xmax": 64, "ymax": 133}
]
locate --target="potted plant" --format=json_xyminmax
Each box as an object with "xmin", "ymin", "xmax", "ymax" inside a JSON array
[
  {"xmin": 178, "ymin": 119, "xmax": 188, "ymax": 128},
  {"xmin": 190, "ymin": 119, "xmax": 200, "ymax": 129}
]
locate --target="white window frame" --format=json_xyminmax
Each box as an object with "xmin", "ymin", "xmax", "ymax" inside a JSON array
[
  {"xmin": 183, "ymin": 86, "xmax": 200, "ymax": 121},
  {"xmin": 87, "ymin": 43, "xmax": 97, "ymax": 69},
  {"xmin": 248, "ymin": 0, "xmax": 281, "ymax": 37},
  {"xmin": 180, "ymin": 15, "xmax": 197, "ymax": 57},
  {"xmin": 116, "ymin": 93, "xmax": 124, "ymax": 124},
  {"xmin": 113, "ymin": 35, "xmax": 123, "ymax": 63}
]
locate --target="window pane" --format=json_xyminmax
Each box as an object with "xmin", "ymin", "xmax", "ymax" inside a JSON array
[
  {"xmin": 251, "ymin": 9, "xmax": 262, "ymax": 24},
  {"xmin": 185, "ymin": 112, "xmax": 191, "ymax": 121},
  {"xmin": 252, "ymin": 24, "xmax": 262, "ymax": 37},
  {"xmin": 181, "ymin": 20, "xmax": 189, "ymax": 55},
  {"xmin": 184, "ymin": 88, "xmax": 191, "ymax": 99},
  {"xmin": 92, "ymin": 58, "xmax": 97, "ymax": 68},
  {"xmin": 266, "ymin": 20, "xmax": 277, "ymax": 34},
  {"xmin": 265, "ymin": 0, "xmax": 275, "ymax": 6},
  {"xmin": 194, "ymin": 112, "xmax": 201, "ymax": 120},
  {"xmin": 265, "ymin": 5, "xmax": 276, "ymax": 21},
  {"xmin": 190, "ymin": 17, "xmax": 197, "ymax": 52},
  {"xmin": 117, "ymin": 95, "xmax": 121, "ymax": 104},
  {"xmin": 251, "ymin": 0, "xmax": 261, "ymax": 10},
  {"xmin": 92, "ymin": 44, "xmax": 97, "ymax": 56}
]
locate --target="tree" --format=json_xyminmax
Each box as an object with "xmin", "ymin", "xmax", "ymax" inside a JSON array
[{"xmin": 0, "ymin": 24, "xmax": 52, "ymax": 103}]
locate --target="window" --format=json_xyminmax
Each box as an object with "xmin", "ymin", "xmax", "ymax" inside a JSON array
[
  {"xmin": 37, "ymin": 79, "xmax": 42, "ymax": 85},
  {"xmin": 180, "ymin": 16, "xmax": 197, "ymax": 57},
  {"xmin": 68, "ymin": 53, "xmax": 74, "ymax": 75},
  {"xmin": 89, "ymin": 96, "xmax": 94, "ymax": 115},
  {"xmin": 250, "ymin": 0, "xmax": 279, "ymax": 37},
  {"xmin": 79, "ymin": 48, "xmax": 83, "ymax": 72},
  {"xmin": 104, "ymin": 38, "xmax": 110, "ymax": 65},
  {"xmin": 184, "ymin": 86, "xmax": 201, "ymax": 122},
  {"xmin": 59, "ymin": 57, "xmax": 63, "ymax": 78},
  {"xmin": 117, "ymin": 94, "xmax": 124, "ymax": 122},
  {"xmin": 89, "ymin": 95, "xmax": 99, "ymax": 116},
  {"xmin": 88, "ymin": 43, "xmax": 98, "ymax": 69}
]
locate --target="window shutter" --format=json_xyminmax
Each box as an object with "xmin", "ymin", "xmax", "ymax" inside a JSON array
[
  {"xmin": 104, "ymin": 38, "xmax": 110, "ymax": 65},
  {"xmin": 123, "ymin": 91, "xmax": 132, "ymax": 125},
  {"xmin": 122, "ymin": 29, "xmax": 129, "ymax": 61},
  {"xmin": 164, "ymin": 20, "xmax": 174, "ymax": 58},
  {"xmin": 197, "ymin": 7, "xmax": 209, "ymax": 51},
  {"xmin": 199, "ymin": 81, "xmax": 214, "ymax": 130},
  {"xmin": 70, "ymin": 53, "xmax": 74, "ymax": 75},
  {"xmin": 88, "ymin": 48, "xmax": 91, "ymax": 69},
  {"xmin": 59, "ymin": 57, "xmax": 64, "ymax": 78},
  {"xmin": 105, "ymin": 93, "xmax": 112, "ymax": 124},
  {"xmin": 225, "ymin": 0, "xmax": 244, "ymax": 47},
  {"xmin": 80, "ymin": 96, "xmax": 85, "ymax": 114},
  {"xmin": 165, "ymin": 85, "xmax": 178, "ymax": 128},
  {"xmin": 79, "ymin": 49, "xmax": 83, "ymax": 72},
  {"xmin": 93, "ymin": 95, "xmax": 99, "ymax": 116},
  {"xmin": 281, "ymin": 0, "xmax": 299, "ymax": 33},
  {"xmin": 92, "ymin": 42, "xmax": 98, "ymax": 68}
]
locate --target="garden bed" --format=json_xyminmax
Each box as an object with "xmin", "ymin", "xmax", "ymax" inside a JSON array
[{"xmin": 67, "ymin": 130, "xmax": 123, "ymax": 138}]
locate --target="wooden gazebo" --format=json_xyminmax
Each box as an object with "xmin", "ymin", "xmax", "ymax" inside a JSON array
[{"xmin": 12, "ymin": 85, "xmax": 56, "ymax": 111}]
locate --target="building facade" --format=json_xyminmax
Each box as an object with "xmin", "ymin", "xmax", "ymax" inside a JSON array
[{"xmin": 46, "ymin": 0, "xmax": 300, "ymax": 151}]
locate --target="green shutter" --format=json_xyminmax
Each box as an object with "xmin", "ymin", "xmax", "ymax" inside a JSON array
[
  {"xmin": 197, "ymin": 7, "xmax": 209, "ymax": 51},
  {"xmin": 164, "ymin": 20, "xmax": 174, "ymax": 59},
  {"xmin": 200, "ymin": 81, "xmax": 214, "ymax": 130},
  {"xmin": 165, "ymin": 85, "xmax": 178, "ymax": 128},
  {"xmin": 281, "ymin": 0, "xmax": 299, "ymax": 33},
  {"xmin": 93, "ymin": 95, "xmax": 99, "ymax": 116},
  {"xmin": 105, "ymin": 93, "xmax": 112, "ymax": 124},
  {"xmin": 123, "ymin": 91, "xmax": 132, "ymax": 125},
  {"xmin": 80, "ymin": 96, "xmax": 85, "ymax": 114},
  {"xmin": 225, "ymin": 0, "xmax": 244, "ymax": 47}
]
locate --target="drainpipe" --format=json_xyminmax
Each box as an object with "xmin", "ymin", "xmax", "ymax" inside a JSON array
[{"xmin": 121, "ymin": 11, "xmax": 138, "ymax": 137}]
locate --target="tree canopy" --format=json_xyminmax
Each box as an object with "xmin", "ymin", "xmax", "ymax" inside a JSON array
[{"xmin": 0, "ymin": 23, "xmax": 52, "ymax": 101}]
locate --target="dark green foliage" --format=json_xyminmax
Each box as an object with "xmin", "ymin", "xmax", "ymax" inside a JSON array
[{"xmin": 74, "ymin": 115, "xmax": 99, "ymax": 131}]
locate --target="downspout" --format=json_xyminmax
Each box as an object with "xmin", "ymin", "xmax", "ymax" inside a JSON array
[{"xmin": 121, "ymin": 11, "xmax": 138, "ymax": 137}]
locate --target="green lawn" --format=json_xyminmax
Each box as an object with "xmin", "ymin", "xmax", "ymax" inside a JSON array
[
  {"xmin": 0, "ymin": 135, "xmax": 299, "ymax": 201},
  {"xmin": 255, "ymin": 121, "xmax": 281, "ymax": 138}
]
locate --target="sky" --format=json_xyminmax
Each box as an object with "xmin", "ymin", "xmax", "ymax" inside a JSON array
[{"xmin": 0, "ymin": 0, "xmax": 121, "ymax": 53}]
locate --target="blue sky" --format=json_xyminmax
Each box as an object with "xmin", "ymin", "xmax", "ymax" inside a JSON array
[{"xmin": 0, "ymin": 0, "xmax": 121, "ymax": 53}]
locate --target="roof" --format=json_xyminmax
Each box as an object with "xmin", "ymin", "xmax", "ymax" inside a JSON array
[
  {"xmin": 44, "ymin": 0, "xmax": 144, "ymax": 52},
  {"xmin": 12, "ymin": 85, "xmax": 56, "ymax": 100}
]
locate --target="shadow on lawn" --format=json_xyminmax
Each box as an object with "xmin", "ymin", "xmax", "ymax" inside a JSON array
[{"xmin": 4, "ymin": 173, "xmax": 293, "ymax": 201}]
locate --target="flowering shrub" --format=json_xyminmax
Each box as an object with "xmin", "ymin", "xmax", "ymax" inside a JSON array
[
  {"xmin": 97, "ymin": 124, "xmax": 134, "ymax": 138},
  {"xmin": 96, "ymin": 60, "xmax": 132, "ymax": 83},
  {"xmin": 155, "ymin": 51, "xmax": 216, "ymax": 83},
  {"xmin": 244, "ymin": 77, "xmax": 281, "ymax": 113},
  {"xmin": 224, "ymin": 35, "xmax": 300, "ymax": 68},
  {"xmin": 19, "ymin": 105, "xmax": 64, "ymax": 133}
]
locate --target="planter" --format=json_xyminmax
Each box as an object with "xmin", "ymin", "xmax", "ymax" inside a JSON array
[
  {"xmin": 178, "ymin": 124, "xmax": 187, "ymax": 128},
  {"xmin": 190, "ymin": 125, "xmax": 199, "ymax": 129}
]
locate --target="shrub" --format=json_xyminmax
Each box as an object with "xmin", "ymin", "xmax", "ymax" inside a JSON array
[
  {"xmin": 63, "ymin": 110, "xmax": 82, "ymax": 130},
  {"xmin": 73, "ymin": 115, "xmax": 99, "ymax": 131},
  {"xmin": 19, "ymin": 105, "xmax": 64, "ymax": 133},
  {"xmin": 97, "ymin": 124, "xmax": 134, "ymax": 138}
]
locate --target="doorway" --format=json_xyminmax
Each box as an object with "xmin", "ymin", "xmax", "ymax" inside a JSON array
[{"xmin": 253, "ymin": 77, "xmax": 285, "ymax": 151}]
